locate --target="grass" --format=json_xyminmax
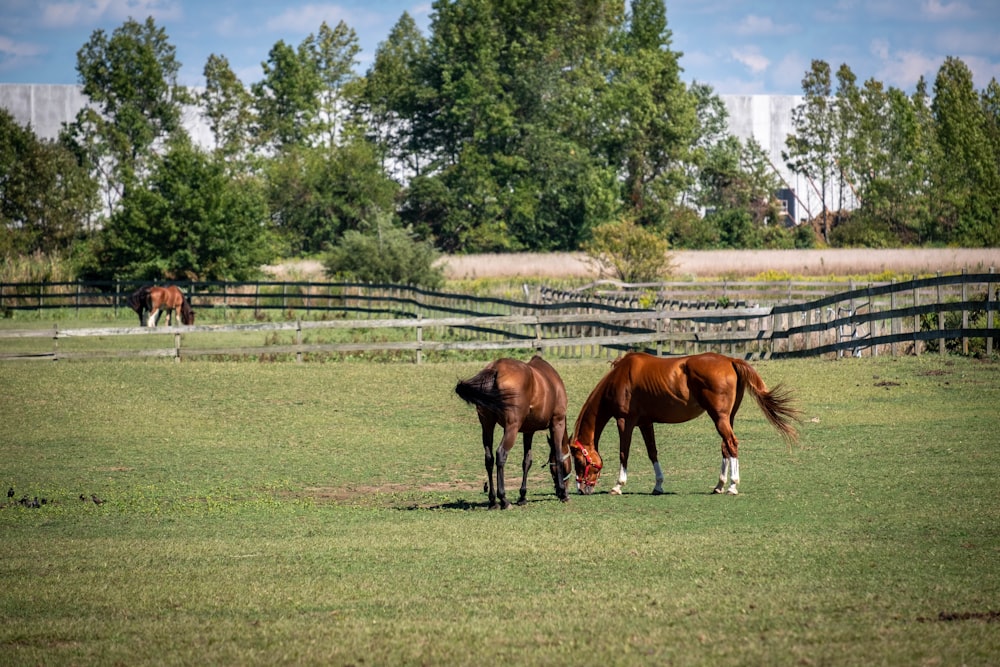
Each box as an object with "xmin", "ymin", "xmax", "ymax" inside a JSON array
[{"xmin": 1, "ymin": 355, "xmax": 998, "ymax": 665}]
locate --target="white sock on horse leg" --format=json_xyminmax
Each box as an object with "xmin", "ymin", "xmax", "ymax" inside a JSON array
[{"xmin": 611, "ymin": 466, "xmax": 627, "ymax": 494}]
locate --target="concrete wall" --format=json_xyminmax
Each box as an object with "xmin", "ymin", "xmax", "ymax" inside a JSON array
[{"xmin": 1, "ymin": 84, "xmax": 822, "ymax": 217}]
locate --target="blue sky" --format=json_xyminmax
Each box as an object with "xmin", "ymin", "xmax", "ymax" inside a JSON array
[{"xmin": 2, "ymin": 0, "xmax": 999, "ymax": 95}]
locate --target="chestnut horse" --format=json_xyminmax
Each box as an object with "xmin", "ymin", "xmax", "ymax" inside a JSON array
[
  {"xmin": 127, "ymin": 285, "xmax": 195, "ymax": 327},
  {"xmin": 570, "ymin": 352, "xmax": 799, "ymax": 496},
  {"xmin": 455, "ymin": 355, "xmax": 572, "ymax": 509}
]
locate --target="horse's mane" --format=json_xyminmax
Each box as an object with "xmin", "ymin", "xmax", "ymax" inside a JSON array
[{"xmin": 572, "ymin": 356, "xmax": 625, "ymax": 443}]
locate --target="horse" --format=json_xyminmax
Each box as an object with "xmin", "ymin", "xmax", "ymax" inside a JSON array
[
  {"xmin": 570, "ymin": 351, "xmax": 800, "ymax": 496},
  {"xmin": 455, "ymin": 355, "xmax": 573, "ymax": 509},
  {"xmin": 127, "ymin": 285, "xmax": 195, "ymax": 327}
]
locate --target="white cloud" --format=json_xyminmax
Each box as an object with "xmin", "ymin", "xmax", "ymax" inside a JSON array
[
  {"xmin": 731, "ymin": 46, "xmax": 770, "ymax": 74},
  {"xmin": 872, "ymin": 42, "xmax": 940, "ymax": 88},
  {"xmin": 40, "ymin": 0, "xmax": 182, "ymax": 29},
  {"xmin": 264, "ymin": 4, "xmax": 382, "ymax": 33},
  {"xmin": 921, "ymin": 0, "xmax": 975, "ymax": 20},
  {"xmin": 0, "ymin": 35, "xmax": 46, "ymax": 57},
  {"xmin": 733, "ymin": 14, "xmax": 796, "ymax": 36}
]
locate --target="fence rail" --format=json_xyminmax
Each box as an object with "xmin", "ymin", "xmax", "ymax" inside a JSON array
[{"xmin": 0, "ymin": 272, "xmax": 995, "ymax": 362}]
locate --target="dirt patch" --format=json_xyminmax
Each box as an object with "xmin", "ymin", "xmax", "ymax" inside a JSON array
[
  {"xmin": 294, "ymin": 482, "xmax": 483, "ymax": 504},
  {"xmin": 918, "ymin": 611, "xmax": 1000, "ymax": 623}
]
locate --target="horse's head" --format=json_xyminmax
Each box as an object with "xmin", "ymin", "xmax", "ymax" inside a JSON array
[
  {"xmin": 570, "ymin": 439, "xmax": 603, "ymax": 495},
  {"xmin": 180, "ymin": 299, "xmax": 195, "ymax": 325}
]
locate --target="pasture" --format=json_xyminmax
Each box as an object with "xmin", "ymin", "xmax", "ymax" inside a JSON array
[{"xmin": 1, "ymin": 355, "xmax": 998, "ymax": 665}]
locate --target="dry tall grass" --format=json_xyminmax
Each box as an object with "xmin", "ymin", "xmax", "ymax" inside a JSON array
[{"xmin": 436, "ymin": 248, "xmax": 1000, "ymax": 279}]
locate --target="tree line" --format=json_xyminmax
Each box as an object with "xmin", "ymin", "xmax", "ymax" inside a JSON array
[{"xmin": 1, "ymin": 0, "xmax": 997, "ymax": 285}]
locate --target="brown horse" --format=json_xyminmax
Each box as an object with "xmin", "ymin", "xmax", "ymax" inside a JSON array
[
  {"xmin": 455, "ymin": 355, "xmax": 572, "ymax": 509},
  {"xmin": 570, "ymin": 352, "xmax": 799, "ymax": 496},
  {"xmin": 127, "ymin": 285, "xmax": 195, "ymax": 327}
]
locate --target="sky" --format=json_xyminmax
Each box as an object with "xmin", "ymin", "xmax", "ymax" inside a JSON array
[{"xmin": 1, "ymin": 0, "xmax": 999, "ymax": 95}]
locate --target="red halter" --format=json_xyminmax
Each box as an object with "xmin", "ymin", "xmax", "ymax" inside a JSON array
[{"xmin": 574, "ymin": 439, "xmax": 603, "ymax": 485}]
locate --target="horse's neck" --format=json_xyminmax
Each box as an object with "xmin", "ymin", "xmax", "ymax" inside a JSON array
[{"xmin": 575, "ymin": 395, "xmax": 610, "ymax": 447}]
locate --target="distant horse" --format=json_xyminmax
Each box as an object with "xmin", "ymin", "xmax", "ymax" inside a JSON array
[
  {"xmin": 570, "ymin": 352, "xmax": 799, "ymax": 496},
  {"xmin": 455, "ymin": 355, "xmax": 572, "ymax": 509},
  {"xmin": 127, "ymin": 285, "xmax": 195, "ymax": 327}
]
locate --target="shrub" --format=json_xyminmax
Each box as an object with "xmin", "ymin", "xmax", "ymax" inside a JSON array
[
  {"xmin": 323, "ymin": 224, "xmax": 445, "ymax": 288},
  {"xmin": 582, "ymin": 218, "xmax": 674, "ymax": 283}
]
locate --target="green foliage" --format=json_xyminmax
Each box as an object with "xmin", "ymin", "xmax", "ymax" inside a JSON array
[
  {"xmin": 323, "ymin": 220, "xmax": 444, "ymax": 287},
  {"xmin": 0, "ymin": 109, "xmax": 98, "ymax": 257},
  {"xmin": 67, "ymin": 16, "xmax": 190, "ymax": 209},
  {"xmin": 84, "ymin": 139, "xmax": 277, "ymax": 281},
  {"xmin": 266, "ymin": 139, "xmax": 400, "ymax": 256},
  {"xmin": 582, "ymin": 217, "xmax": 673, "ymax": 282}
]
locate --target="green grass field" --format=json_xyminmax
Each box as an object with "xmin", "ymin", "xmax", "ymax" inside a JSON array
[{"xmin": 1, "ymin": 355, "xmax": 998, "ymax": 665}]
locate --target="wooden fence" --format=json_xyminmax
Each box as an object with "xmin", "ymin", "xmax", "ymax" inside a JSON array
[{"xmin": 0, "ymin": 272, "xmax": 996, "ymax": 362}]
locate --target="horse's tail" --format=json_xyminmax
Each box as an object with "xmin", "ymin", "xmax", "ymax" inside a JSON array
[
  {"xmin": 455, "ymin": 367, "xmax": 514, "ymax": 417},
  {"xmin": 732, "ymin": 359, "xmax": 801, "ymax": 444}
]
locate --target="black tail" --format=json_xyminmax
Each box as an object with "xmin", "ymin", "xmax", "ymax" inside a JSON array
[{"xmin": 455, "ymin": 368, "xmax": 514, "ymax": 417}]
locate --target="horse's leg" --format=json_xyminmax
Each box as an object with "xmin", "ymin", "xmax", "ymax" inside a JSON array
[
  {"xmin": 638, "ymin": 423, "xmax": 665, "ymax": 495},
  {"xmin": 710, "ymin": 411, "xmax": 740, "ymax": 495},
  {"xmin": 516, "ymin": 432, "xmax": 533, "ymax": 506},
  {"xmin": 611, "ymin": 418, "xmax": 634, "ymax": 495},
  {"xmin": 548, "ymin": 417, "xmax": 569, "ymax": 502},
  {"xmin": 147, "ymin": 308, "xmax": 159, "ymax": 327},
  {"xmin": 494, "ymin": 426, "xmax": 518, "ymax": 510},
  {"xmin": 480, "ymin": 417, "xmax": 497, "ymax": 508}
]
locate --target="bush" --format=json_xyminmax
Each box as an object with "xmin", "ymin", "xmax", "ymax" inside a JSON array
[
  {"xmin": 323, "ymin": 224, "xmax": 445, "ymax": 288},
  {"xmin": 582, "ymin": 218, "xmax": 673, "ymax": 282}
]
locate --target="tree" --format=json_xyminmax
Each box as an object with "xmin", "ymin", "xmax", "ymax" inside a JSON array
[
  {"xmin": 304, "ymin": 21, "xmax": 361, "ymax": 149},
  {"xmin": 265, "ymin": 138, "xmax": 400, "ymax": 256},
  {"xmin": 251, "ymin": 39, "xmax": 322, "ymax": 151},
  {"xmin": 66, "ymin": 17, "xmax": 189, "ymax": 212},
  {"xmin": 201, "ymin": 54, "xmax": 254, "ymax": 165},
  {"xmin": 85, "ymin": 138, "xmax": 276, "ymax": 281},
  {"xmin": 930, "ymin": 57, "xmax": 1000, "ymax": 246},
  {"xmin": 358, "ymin": 12, "xmax": 433, "ymax": 177},
  {"xmin": 600, "ymin": 0, "xmax": 697, "ymax": 226},
  {"xmin": 784, "ymin": 60, "xmax": 836, "ymax": 241},
  {"xmin": 0, "ymin": 109, "xmax": 98, "ymax": 257}
]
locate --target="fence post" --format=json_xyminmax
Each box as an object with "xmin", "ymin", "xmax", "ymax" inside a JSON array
[
  {"xmin": 913, "ymin": 277, "xmax": 920, "ymax": 356},
  {"xmin": 52, "ymin": 323, "xmax": 58, "ymax": 361},
  {"xmin": 937, "ymin": 272, "xmax": 945, "ymax": 356},
  {"xmin": 961, "ymin": 269, "xmax": 969, "ymax": 355},
  {"xmin": 296, "ymin": 319, "xmax": 303, "ymax": 363},
  {"xmin": 988, "ymin": 267, "xmax": 995, "ymax": 357},
  {"xmin": 890, "ymin": 279, "xmax": 897, "ymax": 357},
  {"xmin": 174, "ymin": 332, "xmax": 181, "ymax": 362},
  {"xmin": 416, "ymin": 316, "xmax": 423, "ymax": 365}
]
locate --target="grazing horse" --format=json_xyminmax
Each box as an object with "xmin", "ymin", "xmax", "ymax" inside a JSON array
[
  {"xmin": 570, "ymin": 352, "xmax": 799, "ymax": 496},
  {"xmin": 127, "ymin": 285, "xmax": 195, "ymax": 327},
  {"xmin": 455, "ymin": 355, "xmax": 572, "ymax": 509}
]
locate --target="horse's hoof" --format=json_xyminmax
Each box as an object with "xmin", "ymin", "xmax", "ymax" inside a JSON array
[
  {"xmin": 726, "ymin": 488, "xmax": 739, "ymax": 496},
  {"xmin": 651, "ymin": 488, "xmax": 664, "ymax": 496},
  {"xmin": 516, "ymin": 498, "xmax": 528, "ymax": 506},
  {"xmin": 609, "ymin": 487, "xmax": 622, "ymax": 496},
  {"xmin": 712, "ymin": 487, "xmax": 724, "ymax": 494},
  {"xmin": 488, "ymin": 503, "xmax": 500, "ymax": 510},
  {"xmin": 559, "ymin": 496, "xmax": 569, "ymax": 503}
]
